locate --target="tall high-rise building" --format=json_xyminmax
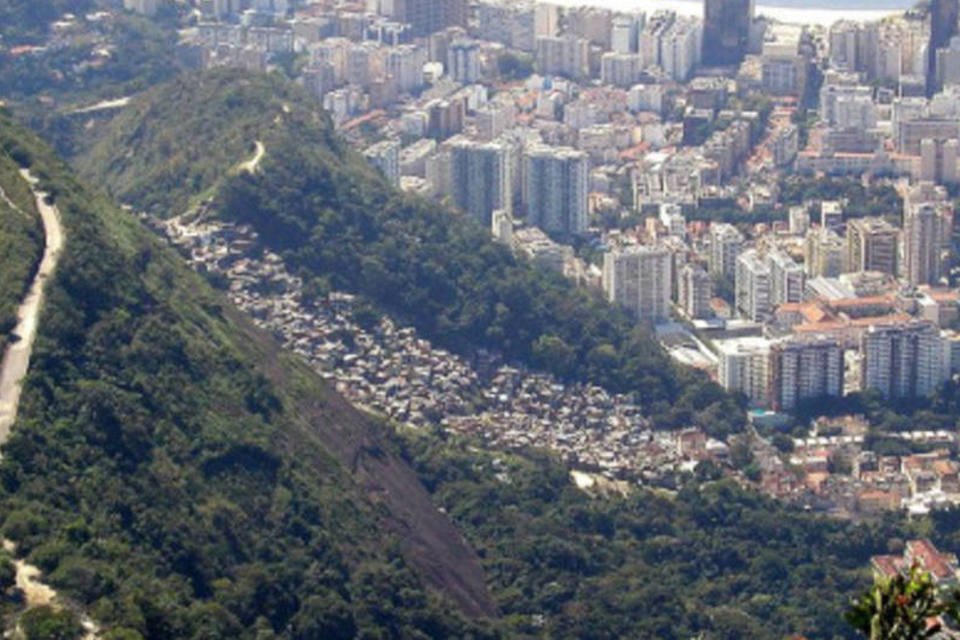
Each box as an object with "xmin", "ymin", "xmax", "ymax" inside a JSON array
[
  {"xmin": 535, "ymin": 4, "xmax": 560, "ymax": 38},
  {"xmin": 523, "ymin": 145, "xmax": 589, "ymax": 237},
  {"xmin": 804, "ymin": 228, "xmax": 847, "ymax": 277},
  {"xmin": 718, "ymin": 337, "xmax": 771, "ymax": 406},
  {"xmin": 603, "ymin": 245, "xmax": 672, "ymax": 321},
  {"xmin": 447, "ymin": 39, "xmax": 480, "ymax": 83},
  {"xmin": 789, "ymin": 206, "xmax": 810, "ymax": 235},
  {"xmin": 385, "ymin": 44, "xmax": 427, "ymax": 94},
  {"xmin": 449, "ymin": 138, "xmax": 512, "ymax": 227},
  {"xmin": 392, "ymin": 0, "xmax": 467, "ymax": 37},
  {"xmin": 709, "ymin": 223, "xmax": 743, "ymax": 280},
  {"xmin": 903, "ymin": 202, "xmax": 945, "ymax": 286},
  {"xmin": 929, "ymin": 0, "xmax": 959, "ymax": 93},
  {"xmin": 828, "ymin": 20, "xmax": 863, "ymax": 73},
  {"xmin": 768, "ymin": 336, "xmax": 844, "ymax": 412},
  {"xmin": 600, "ymin": 53, "xmax": 645, "ymax": 88},
  {"xmin": 474, "ymin": 0, "xmax": 538, "ymax": 52},
  {"xmin": 611, "ymin": 14, "xmax": 642, "ymax": 53},
  {"xmin": 661, "ymin": 16, "xmax": 702, "ymax": 82},
  {"xmin": 735, "ymin": 249, "xmax": 771, "ymax": 322},
  {"xmin": 363, "ymin": 139, "xmax": 402, "ymax": 187},
  {"xmin": 768, "ymin": 249, "xmax": 805, "ymax": 308},
  {"xmin": 535, "ymin": 35, "xmax": 590, "ymax": 79},
  {"xmin": 702, "ymin": 0, "xmax": 753, "ymax": 66},
  {"xmin": 936, "ymin": 36, "xmax": 960, "ymax": 88},
  {"xmin": 860, "ymin": 321, "xmax": 949, "ymax": 399},
  {"xmin": 846, "ymin": 218, "xmax": 900, "ymax": 275},
  {"xmin": 639, "ymin": 10, "xmax": 676, "ymax": 66},
  {"xmin": 678, "ymin": 263, "xmax": 713, "ymax": 319}
]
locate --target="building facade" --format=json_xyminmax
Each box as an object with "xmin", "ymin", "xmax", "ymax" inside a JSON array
[
  {"xmin": 702, "ymin": 0, "xmax": 753, "ymax": 66},
  {"xmin": 768, "ymin": 336, "xmax": 844, "ymax": 411},
  {"xmin": 449, "ymin": 138, "xmax": 512, "ymax": 227},
  {"xmin": 603, "ymin": 245, "xmax": 672, "ymax": 321},
  {"xmin": 860, "ymin": 321, "xmax": 949, "ymax": 400},
  {"xmin": 846, "ymin": 217, "xmax": 900, "ymax": 275},
  {"xmin": 523, "ymin": 145, "xmax": 589, "ymax": 236},
  {"xmin": 903, "ymin": 202, "xmax": 944, "ymax": 286}
]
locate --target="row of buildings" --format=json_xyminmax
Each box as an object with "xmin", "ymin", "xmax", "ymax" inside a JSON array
[
  {"xmin": 366, "ymin": 135, "xmax": 589, "ymax": 235},
  {"xmin": 718, "ymin": 320, "xmax": 954, "ymax": 412}
]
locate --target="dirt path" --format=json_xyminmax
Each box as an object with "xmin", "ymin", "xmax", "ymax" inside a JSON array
[
  {"xmin": 0, "ymin": 170, "xmax": 64, "ymax": 444},
  {"xmin": 237, "ymin": 140, "xmax": 265, "ymax": 174},
  {"xmin": 65, "ymin": 96, "xmax": 132, "ymax": 116},
  {"xmin": 0, "ymin": 172, "xmax": 96, "ymax": 637}
]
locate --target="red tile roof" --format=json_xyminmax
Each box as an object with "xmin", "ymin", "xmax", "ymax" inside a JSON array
[
  {"xmin": 872, "ymin": 554, "xmax": 903, "ymax": 578},
  {"xmin": 907, "ymin": 539, "xmax": 956, "ymax": 581}
]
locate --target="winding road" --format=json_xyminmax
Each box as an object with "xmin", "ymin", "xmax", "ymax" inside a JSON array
[
  {"xmin": 0, "ymin": 170, "xmax": 99, "ymax": 637},
  {"xmin": 0, "ymin": 169, "xmax": 64, "ymax": 444}
]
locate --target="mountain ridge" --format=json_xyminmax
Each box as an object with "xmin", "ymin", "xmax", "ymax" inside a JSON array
[
  {"xmin": 77, "ymin": 68, "xmax": 747, "ymax": 440},
  {"xmin": 0, "ymin": 107, "xmax": 497, "ymax": 638}
]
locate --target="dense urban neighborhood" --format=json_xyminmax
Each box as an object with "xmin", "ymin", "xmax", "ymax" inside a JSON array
[
  {"xmin": 42, "ymin": 0, "xmax": 946, "ymax": 520},
  {"xmin": 15, "ymin": 0, "xmax": 960, "ymax": 510},
  {"xmin": 13, "ymin": 0, "xmax": 960, "ymax": 637}
]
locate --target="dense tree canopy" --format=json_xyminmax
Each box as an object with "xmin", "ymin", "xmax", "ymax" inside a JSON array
[
  {"xmin": 0, "ymin": 147, "xmax": 43, "ymax": 352},
  {"xmin": 0, "ymin": 108, "xmax": 495, "ymax": 640}
]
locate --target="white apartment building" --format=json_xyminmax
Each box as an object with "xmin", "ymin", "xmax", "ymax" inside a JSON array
[
  {"xmin": 718, "ymin": 337, "xmax": 771, "ymax": 407},
  {"xmin": 861, "ymin": 321, "xmax": 950, "ymax": 400},
  {"xmin": 769, "ymin": 336, "xmax": 844, "ymax": 412},
  {"xmin": 736, "ymin": 248, "xmax": 771, "ymax": 322},
  {"xmin": 523, "ymin": 145, "xmax": 589, "ymax": 236},
  {"xmin": 448, "ymin": 138, "xmax": 513, "ymax": 226},
  {"xmin": 903, "ymin": 202, "xmax": 945, "ymax": 286},
  {"xmin": 535, "ymin": 35, "xmax": 589, "ymax": 79},
  {"xmin": 603, "ymin": 245, "xmax": 672, "ymax": 321},
  {"xmin": 678, "ymin": 263, "xmax": 713, "ymax": 319},
  {"xmin": 768, "ymin": 249, "xmax": 805, "ymax": 307},
  {"xmin": 709, "ymin": 222, "xmax": 743, "ymax": 280}
]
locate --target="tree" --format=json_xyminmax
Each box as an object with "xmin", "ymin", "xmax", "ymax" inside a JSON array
[
  {"xmin": 497, "ymin": 52, "xmax": 534, "ymax": 80},
  {"xmin": 845, "ymin": 565, "xmax": 960, "ymax": 639},
  {"xmin": 532, "ymin": 334, "xmax": 576, "ymax": 379},
  {"xmin": 20, "ymin": 606, "xmax": 84, "ymax": 640},
  {"xmin": 771, "ymin": 433, "xmax": 794, "ymax": 454},
  {"xmin": 0, "ymin": 553, "xmax": 15, "ymax": 593}
]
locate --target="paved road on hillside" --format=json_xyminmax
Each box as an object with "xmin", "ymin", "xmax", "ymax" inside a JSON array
[{"xmin": 0, "ymin": 169, "xmax": 64, "ymax": 444}]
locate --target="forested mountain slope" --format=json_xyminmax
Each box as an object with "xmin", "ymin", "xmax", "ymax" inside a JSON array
[
  {"xmin": 0, "ymin": 149, "xmax": 43, "ymax": 353},
  {"xmin": 0, "ymin": 0, "xmax": 182, "ymax": 112},
  {"xmin": 13, "ymin": 67, "xmax": 960, "ymax": 640},
  {"xmin": 0, "ymin": 109, "xmax": 498, "ymax": 639},
  {"xmin": 398, "ymin": 427, "xmax": 923, "ymax": 639},
  {"xmin": 78, "ymin": 69, "xmax": 746, "ymax": 437},
  {"xmin": 0, "ymin": 0, "xmax": 94, "ymax": 44}
]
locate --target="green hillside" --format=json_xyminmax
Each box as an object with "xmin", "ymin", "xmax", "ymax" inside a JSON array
[
  {"xmin": 10, "ymin": 66, "xmax": 960, "ymax": 640},
  {"xmin": 0, "ymin": 0, "xmax": 94, "ymax": 44},
  {"xmin": 399, "ymin": 427, "xmax": 904, "ymax": 639},
  {"xmin": 78, "ymin": 69, "xmax": 746, "ymax": 438},
  {"xmin": 0, "ymin": 140, "xmax": 43, "ymax": 352},
  {"xmin": 0, "ymin": 110, "xmax": 498, "ymax": 639},
  {"xmin": 0, "ymin": 0, "xmax": 182, "ymax": 111}
]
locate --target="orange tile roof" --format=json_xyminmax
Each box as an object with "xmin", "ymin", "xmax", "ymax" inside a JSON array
[
  {"xmin": 934, "ymin": 460, "xmax": 957, "ymax": 475},
  {"xmin": 908, "ymin": 539, "xmax": 955, "ymax": 581},
  {"xmin": 827, "ymin": 295, "xmax": 895, "ymax": 309},
  {"xmin": 872, "ymin": 554, "xmax": 903, "ymax": 578},
  {"xmin": 925, "ymin": 289, "xmax": 960, "ymax": 303}
]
